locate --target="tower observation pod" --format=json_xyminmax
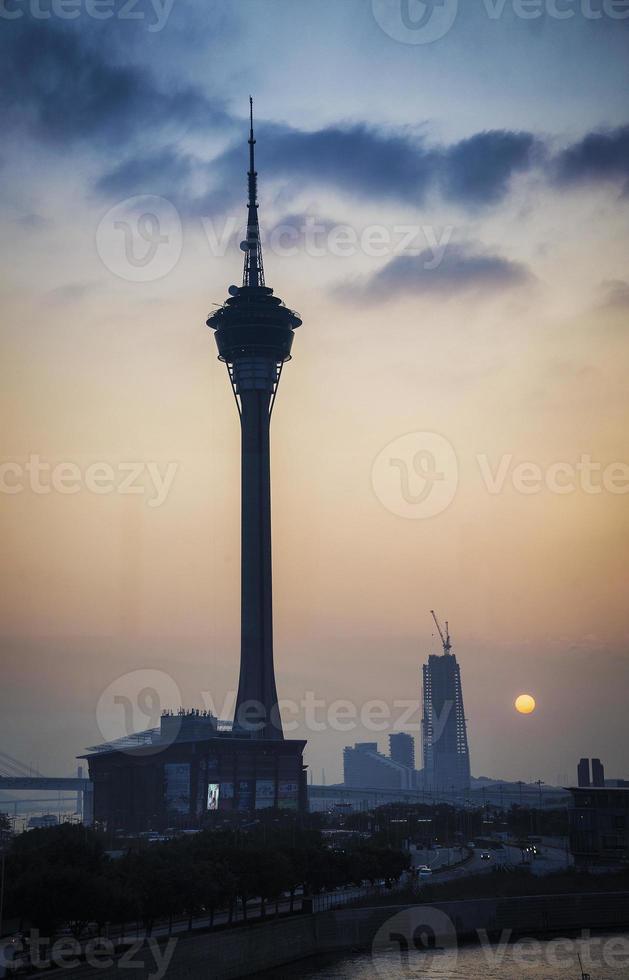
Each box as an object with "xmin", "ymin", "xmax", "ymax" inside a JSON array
[{"xmin": 207, "ymin": 99, "xmax": 302, "ymax": 740}]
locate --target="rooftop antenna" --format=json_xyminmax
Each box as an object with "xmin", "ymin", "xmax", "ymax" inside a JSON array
[{"xmin": 241, "ymin": 95, "xmax": 265, "ymax": 288}]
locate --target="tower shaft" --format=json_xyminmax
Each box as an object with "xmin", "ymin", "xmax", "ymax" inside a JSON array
[{"xmin": 236, "ymin": 383, "xmax": 280, "ymax": 737}]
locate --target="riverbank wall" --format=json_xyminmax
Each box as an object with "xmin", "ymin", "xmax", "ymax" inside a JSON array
[{"xmin": 48, "ymin": 890, "xmax": 629, "ymax": 979}]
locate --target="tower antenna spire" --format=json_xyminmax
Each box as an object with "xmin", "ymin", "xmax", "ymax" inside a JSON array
[{"xmin": 242, "ymin": 96, "xmax": 265, "ymax": 287}]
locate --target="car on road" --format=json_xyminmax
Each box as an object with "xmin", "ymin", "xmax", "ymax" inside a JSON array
[
  {"xmin": 480, "ymin": 851, "xmax": 492, "ymax": 861},
  {"xmin": 418, "ymin": 865, "xmax": 433, "ymax": 878}
]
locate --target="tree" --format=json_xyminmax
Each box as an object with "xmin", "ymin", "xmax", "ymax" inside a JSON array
[
  {"xmin": 197, "ymin": 860, "xmax": 235, "ymax": 928},
  {"xmin": 9, "ymin": 866, "xmax": 113, "ymax": 937},
  {"xmin": 10, "ymin": 824, "xmax": 104, "ymax": 875},
  {"xmin": 124, "ymin": 851, "xmax": 184, "ymax": 935},
  {"xmin": 254, "ymin": 850, "xmax": 294, "ymax": 917}
]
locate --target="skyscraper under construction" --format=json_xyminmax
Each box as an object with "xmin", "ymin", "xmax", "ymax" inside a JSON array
[{"xmin": 422, "ymin": 612, "xmax": 471, "ymax": 794}]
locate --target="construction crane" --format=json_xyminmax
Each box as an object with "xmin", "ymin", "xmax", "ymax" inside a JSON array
[{"xmin": 430, "ymin": 610, "xmax": 452, "ymax": 656}]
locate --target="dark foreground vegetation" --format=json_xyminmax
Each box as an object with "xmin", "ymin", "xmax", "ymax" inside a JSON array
[{"xmin": 1, "ymin": 817, "xmax": 408, "ymax": 938}]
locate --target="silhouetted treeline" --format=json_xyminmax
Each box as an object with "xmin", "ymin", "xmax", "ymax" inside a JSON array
[{"xmin": 3, "ymin": 821, "xmax": 409, "ymax": 936}]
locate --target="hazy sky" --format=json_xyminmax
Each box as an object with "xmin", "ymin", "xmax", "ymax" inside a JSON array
[{"xmin": 1, "ymin": 0, "xmax": 628, "ymax": 787}]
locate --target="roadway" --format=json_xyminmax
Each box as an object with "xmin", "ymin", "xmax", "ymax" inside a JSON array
[{"xmin": 423, "ymin": 838, "xmax": 573, "ymax": 883}]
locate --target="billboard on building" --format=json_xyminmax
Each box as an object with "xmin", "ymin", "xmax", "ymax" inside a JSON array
[
  {"xmin": 255, "ymin": 779, "xmax": 275, "ymax": 809},
  {"xmin": 218, "ymin": 781, "xmax": 234, "ymax": 811},
  {"xmin": 164, "ymin": 763, "xmax": 191, "ymax": 815},
  {"xmin": 206, "ymin": 783, "xmax": 220, "ymax": 811},
  {"xmin": 237, "ymin": 780, "xmax": 255, "ymax": 811},
  {"xmin": 278, "ymin": 781, "xmax": 299, "ymax": 810}
]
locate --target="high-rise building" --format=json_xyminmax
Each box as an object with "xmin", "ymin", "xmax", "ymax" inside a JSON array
[
  {"xmin": 569, "ymin": 786, "xmax": 629, "ymax": 867},
  {"xmin": 577, "ymin": 758, "xmax": 606, "ymax": 788},
  {"xmin": 343, "ymin": 743, "xmax": 417, "ymax": 791},
  {"xmin": 389, "ymin": 732, "xmax": 415, "ymax": 769},
  {"xmin": 578, "ymin": 757, "xmax": 591, "ymax": 787},
  {"xmin": 421, "ymin": 613, "xmax": 471, "ymax": 793},
  {"xmin": 592, "ymin": 758, "xmax": 605, "ymax": 787}
]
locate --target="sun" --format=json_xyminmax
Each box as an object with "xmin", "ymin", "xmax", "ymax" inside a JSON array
[{"xmin": 515, "ymin": 694, "xmax": 536, "ymax": 715}]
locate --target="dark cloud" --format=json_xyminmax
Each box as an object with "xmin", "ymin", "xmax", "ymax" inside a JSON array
[
  {"xmin": 257, "ymin": 124, "xmax": 439, "ymax": 202},
  {"xmin": 196, "ymin": 121, "xmax": 629, "ymax": 217},
  {"xmin": 597, "ymin": 279, "xmax": 629, "ymax": 311},
  {"xmin": 97, "ymin": 122, "xmax": 542, "ymax": 220},
  {"xmin": 94, "ymin": 124, "xmax": 437, "ymax": 214},
  {"xmin": 349, "ymin": 243, "xmax": 532, "ymax": 302},
  {"xmin": 14, "ymin": 213, "xmax": 50, "ymax": 231},
  {"xmin": 267, "ymin": 212, "xmax": 340, "ymax": 238},
  {"xmin": 205, "ymin": 124, "xmax": 535, "ymax": 211},
  {"xmin": 46, "ymin": 280, "xmax": 101, "ymax": 305},
  {"xmin": 95, "ymin": 147, "xmax": 194, "ymax": 200},
  {"xmin": 0, "ymin": 18, "xmax": 229, "ymax": 146},
  {"xmin": 442, "ymin": 131, "xmax": 539, "ymax": 205},
  {"xmin": 555, "ymin": 126, "xmax": 629, "ymax": 191},
  {"xmin": 7, "ymin": 21, "xmax": 626, "ymax": 220}
]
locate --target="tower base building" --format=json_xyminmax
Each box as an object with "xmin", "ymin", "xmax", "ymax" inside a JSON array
[{"xmin": 83, "ymin": 713, "xmax": 306, "ymax": 833}]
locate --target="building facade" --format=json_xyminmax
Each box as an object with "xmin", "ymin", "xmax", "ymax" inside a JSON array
[
  {"xmin": 577, "ymin": 757, "xmax": 606, "ymax": 788},
  {"xmin": 343, "ymin": 742, "xmax": 418, "ymax": 791},
  {"xmin": 578, "ymin": 757, "xmax": 591, "ymax": 787},
  {"xmin": 84, "ymin": 713, "xmax": 306, "ymax": 832},
  {"xmin": 569, "ymin": 786, "xmax": 629, "ymax": 867},
  {"xmin": 422, "ymin": 652, "xmax": 470, "ymax": 793},
  {"xmin": 389, "ymin": 732, "xmax": 415, "ymax": 769},
  {"xmin": 592, "ymin": 757, "xmax": 605, "ymax": 787}
]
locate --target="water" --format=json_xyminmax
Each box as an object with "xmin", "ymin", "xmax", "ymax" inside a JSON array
[{"xmin": 252, "ymin": 933, "xmax": 629, "ymax": 978}]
